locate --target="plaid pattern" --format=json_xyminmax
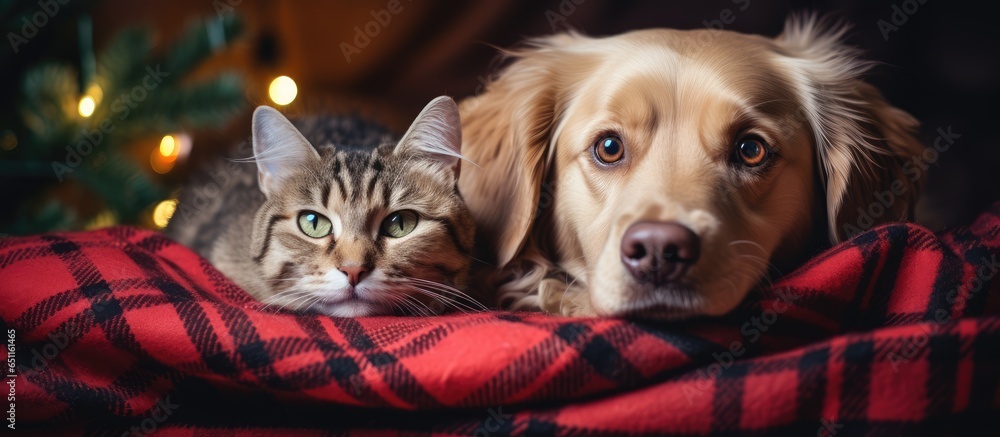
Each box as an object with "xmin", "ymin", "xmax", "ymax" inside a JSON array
[{"xmin": 2, "ymin": 204, "xmax": 1000, "ymax": 436}]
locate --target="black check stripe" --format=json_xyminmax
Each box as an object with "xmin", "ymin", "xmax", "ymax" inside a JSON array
[
  {"xmin": 2, "ymin": 203, "xmax": 999, "ymax": 434},
  {"xmin": 291, "ymin": 316, "xmax": 394, "ymax": 406},
  {"xmin": 19, "ymin": 235, "xmax": 180, "ymax": 419},
  {"xmin": 332, "ymin": 317, "xmax": 444, "ymax": 408},
  {"xmin": 122, "ymin": 235, "xmax": 243, "ymax": 380}
]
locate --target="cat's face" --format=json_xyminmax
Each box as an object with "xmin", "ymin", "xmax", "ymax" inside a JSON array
[{"xmin": 248, "ymin": 97, "xmax": 475, "ymax": 317}]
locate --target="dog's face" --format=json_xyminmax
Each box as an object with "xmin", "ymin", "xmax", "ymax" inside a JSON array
[
  {"xmin": 548, "ymin": 36, "xmax": 817, "ymax": 317},
  {"xmin": 459, "ymin": 18, "xmax": 923, "ymax": 319}
]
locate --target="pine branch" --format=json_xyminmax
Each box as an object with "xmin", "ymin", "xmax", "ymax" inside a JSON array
[
  {"xmin": 0, "ymin": 0, "xmax": 18, "ymax": 24},
  {"xmin": 73, "ymin": 151, "xmax": 163, "ymax": 221},
  {"xmin": 161, "ymin": 14, "xmax": 244, "ymax": 82},
  {"xmin": 125, "ymin": 73, "xmax": 246, "ymax": 132},
  {"xmin": 2, "ymin": 201, "xmax": 76, "ymax": 235},
  {"xmin": 19, "ymin": 63, "xmax": 80, "ymax": 156},
  {"xmin": 96, "ymin": 28, "xmax": 154, "ymax": 96},
  {"xmin": 5, "ymin": 9, "xmax": 248, "ymax": 234}
]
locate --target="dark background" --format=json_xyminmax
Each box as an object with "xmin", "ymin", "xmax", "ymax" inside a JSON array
[{"xmin": 4, "ymin": 0, "xmax": 998, "ymax": 232}]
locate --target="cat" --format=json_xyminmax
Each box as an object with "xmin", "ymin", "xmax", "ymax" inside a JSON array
[{"xmin": 166, "ymin": 96, "xmax": 481, "ymax": 317}]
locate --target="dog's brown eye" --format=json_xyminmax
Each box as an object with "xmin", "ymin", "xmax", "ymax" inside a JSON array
[
  {"xmin": 594, "ymin": 135, "xmax": 624, "ymax": 164},
  {"xmin": 735, "ymin": 138, "xmax": 769, "ymax": 167}
]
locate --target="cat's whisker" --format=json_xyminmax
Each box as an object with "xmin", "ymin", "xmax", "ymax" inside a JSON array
[
  {"xmin": 259, "ymin": 289, "xmax": 312, "ymax": 305},
  {"xmin": 404, "ymin": 285, "xmax": 480, "ymax": 314},
  {"xmin": 258, "ymin": 288, "xmax": 316, "ymax": 312},
  {"xmin": 401, "ymin": 277, "xmax": 488, "ymax": 311},
  {"xmin": 261, "ymin": 288, "xmax": 312, "ymax": 301},
  {"xmin": 403, "ymin": 288, "xmax": 438, "ymax": 316},
  {"xmin": 366, "ymin": 293, "xmax": 397, "ymax": 316},
  {"xmin": 383, "ymin": 287, "xmax": 426, "ymax": 316},
  {"xmin": 299, "ymin": 294, "xmax": 326, "ymax": 314},
  {"xmin": 280, "ymin": 291, "xmax": 323, "ymax": 311},
  {"xmin": 386, "ymin": 299, "xmax": 403, "ymax": 316},
  {"xmin": 393, "ymin": 298, "xmax": 416, "ymax": 316},
  {"xmin": 405, "ymin": 290, "xmax": 460, "ymax": 314},
  {"xmin": 379, "ymin": 287, "xmax": 416, "ymax": 315},
  {"xmin": 172, "ymin": 97, "xmax": 474, "ymax": 319},
  {"xmin": 398, "ymin": 293, "xmax": 435, "ymax": 317},
  {"xmin": 399, "ymin": 282, "xmax": 476, "ymax": 310}
]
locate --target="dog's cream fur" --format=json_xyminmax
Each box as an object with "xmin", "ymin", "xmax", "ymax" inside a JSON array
[{"xmin": 458, "ymin": 16, "xmax": 924, "ymax": 318}]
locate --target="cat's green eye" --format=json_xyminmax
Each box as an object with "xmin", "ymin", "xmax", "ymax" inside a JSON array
[
  {"xmin": 380, "ymin": 210, "xmax": 419, "ymax": 238},
  {"xmin": 297, "ymin": 211, "xmax": 333, "ymax": 238}
]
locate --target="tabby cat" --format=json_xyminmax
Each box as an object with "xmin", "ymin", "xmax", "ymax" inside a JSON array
[{"xmin": 166, "ymin": 96, "xmax": 479, "ymax": 317}]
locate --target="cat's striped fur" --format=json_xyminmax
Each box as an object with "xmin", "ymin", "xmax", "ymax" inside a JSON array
[{"xmin": 167, "ymin": 97, "xmax": 478, "ymax": 317}]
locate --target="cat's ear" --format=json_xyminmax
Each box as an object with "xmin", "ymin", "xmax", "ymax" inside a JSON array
[
  {"xmin": 252, "ymin": 106, "xmax": 320, "ymax": 197},
  {"xmin": 395, "ymin": 96, "xmax": 464, "ymax": 177}
]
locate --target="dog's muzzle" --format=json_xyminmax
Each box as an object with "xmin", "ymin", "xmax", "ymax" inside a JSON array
[{"xmin": 620, "ymin": 221, "xmax": 700, "ymax": 285}]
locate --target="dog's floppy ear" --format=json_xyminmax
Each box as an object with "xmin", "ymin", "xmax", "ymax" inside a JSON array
[
  {"xmin": 775, "ymin": 15, "xmax": 925, "ymax": 242},
  {"xmin": 458, "ymin": 34, "xmax": 582, "ymax": 266}
]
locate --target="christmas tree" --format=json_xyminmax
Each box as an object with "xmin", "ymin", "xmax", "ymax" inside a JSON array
[{"xmin": 0, "ymin": 1, "xmax": 247, "ymax": 235}]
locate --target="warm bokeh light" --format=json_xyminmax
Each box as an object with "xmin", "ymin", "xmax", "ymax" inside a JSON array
[
  {"xmin": 84, "ymin": 210, "xmax": 116, "ymax": 230},
  {"xmin": 150, "ymin": 149, "xmax": 176, "ymax": 174},
  {"xmin": 0, "ymin": 130, "xmax": 16, "ymax": 151},
  {"xmin": 86, "ymin": 83, "xmax": 104, "ymax": 105},
  {"xmin": 151, "ymin": 134, "xmax": 191, "ymax": 174},
  {"xmin": 159, "ymin": 135, "xmax": 177, "ymax": 158},
  {"xmin": 268, "ymin": 75, "xmax": 297, "ymax": 105},
  {"xmin": 78, "ymin": 96, "xmax": 96, "ymax": 117},
  {"xmin": 152, "ymin": 199, "xmax": 178, "ymax": 229}
]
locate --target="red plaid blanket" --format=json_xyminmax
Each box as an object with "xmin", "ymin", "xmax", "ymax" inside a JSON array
[{"xmin": 2, "ymin": 204, "xmax": 1000, "ymax": 436}]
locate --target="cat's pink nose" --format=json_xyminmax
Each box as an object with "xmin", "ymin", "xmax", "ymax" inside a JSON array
[{"xmin": 339, "ymin": 265, "xmax": 369, "ymax": 286}]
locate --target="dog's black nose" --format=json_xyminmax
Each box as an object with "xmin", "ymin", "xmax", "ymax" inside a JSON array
[{"xmin": 620, "ymin": 221, "xmax": 700, "ymax": 285}]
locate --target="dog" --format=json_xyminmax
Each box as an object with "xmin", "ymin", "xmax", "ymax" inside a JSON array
[{"xmin": 457, "ymin": 16, "xmax": 925, "ymax": 319}]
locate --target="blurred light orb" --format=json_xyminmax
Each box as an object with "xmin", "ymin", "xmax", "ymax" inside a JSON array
[
  {"xmin": 78, "ymin": 96, "xmax": 96, "ymax": 117},
  {"xmin": 159, "ymin": 135, "xmax": 177, "ymax": 158},
  {"xmin": 151, "ymin": 133, "xmax": 191, "ymax": 174},
  {"xmin": 86, "ymin": 83, "xmax": 104, "ymax": 105},
  {"xmin": 85, "ymin": 210, "xmax": 117, "ymax": 230},
  {"xmin": 150, "ymin": 150, "xmax": 176, "ymax": 174},
  {"xmin": 268, "ymin": 76, "xmax": 297, "ymax": 105},
  {"xmin": 152, "ymin": 199, "xmax": 178, "ymax": 229},
  {"xmin": 0, "ymin": 130, "xmax": 16, "ymax": 151}
]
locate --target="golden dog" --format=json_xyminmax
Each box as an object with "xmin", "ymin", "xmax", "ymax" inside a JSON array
[{"xmin": 458, "ymin": 16, "xmax": 924, "ymax": 318}]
